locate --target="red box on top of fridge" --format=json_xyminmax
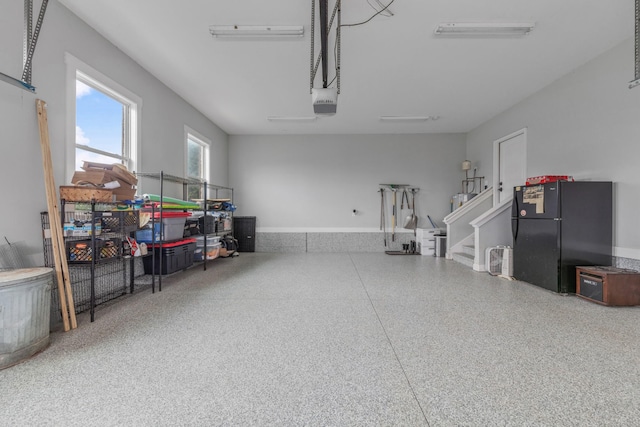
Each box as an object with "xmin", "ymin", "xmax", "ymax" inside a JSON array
[{"xmin": 525, "ymin": 175, "xmax": 574, "ymax": 186}]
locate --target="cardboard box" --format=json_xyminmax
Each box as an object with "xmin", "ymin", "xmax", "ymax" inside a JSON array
[
  {"xmin": 81, "ymin": 161, "xmax": 138, "ymax": 185},
  {"xmin": 110, "ymin": 182, "xmax": 136, "ymax": 201},
  {"xmin": 72, "ymin": 171, "xmax": 136, "ymax": 201},
  {"xmin": 71, "ymin": 170, "xmax": 112, "ymax": 185}
]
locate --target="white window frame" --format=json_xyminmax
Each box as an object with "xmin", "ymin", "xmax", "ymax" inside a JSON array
[
  {"xmin": 65, "ymin": 53, "xmax": 142, "ymax": 183},
  {"xmin": 184, "ymin": 126, "xmax": 210, "ymax": 184}
]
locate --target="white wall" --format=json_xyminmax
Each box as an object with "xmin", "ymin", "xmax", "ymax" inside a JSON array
[
  {"xmin": 7, "ymin": 1, "xmax": 635, "ymax": 262},
  {"xmin": 0, "ymin": 0, "xmax": 228, "ymax": 265},
  {"xmin": 228, "ymin": 134, "xmax": 466, "ymax": 231},
  {"xmin": 466, "ymin": 37, "xmax": 640, "ymax": 260}
]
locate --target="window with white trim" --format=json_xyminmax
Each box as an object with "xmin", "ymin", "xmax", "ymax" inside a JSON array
[
  {"xmin": 74, "ymin": 72, "xmax": 137, "ymax": 172},
  {"xmin": 185, "ymin": 129, "xmax": 210, "ymax": 200}
]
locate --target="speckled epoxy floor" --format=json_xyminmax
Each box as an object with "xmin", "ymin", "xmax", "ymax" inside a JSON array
[{"xmin": 1, "ymin": 253, "xmax": 639, "ymax": 426}]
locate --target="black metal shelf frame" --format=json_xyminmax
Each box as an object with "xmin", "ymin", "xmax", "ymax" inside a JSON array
[{"xmin": 135, "ymin": 171, "xmax": 234, "ymax": 292}]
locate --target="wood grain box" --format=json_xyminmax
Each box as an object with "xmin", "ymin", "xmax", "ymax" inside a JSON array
[
  {"xmin": 59, "ymin": 186, "xmax": 113, "ymax": 202},
  {"xmin": 576, "ymin": 266, "xmax": 640, "ymax": 306}
]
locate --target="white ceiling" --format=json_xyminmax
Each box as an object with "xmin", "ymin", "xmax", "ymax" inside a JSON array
[{"xmin": 59, "ymin": 0, "xmax": 633, "ymax": 135}]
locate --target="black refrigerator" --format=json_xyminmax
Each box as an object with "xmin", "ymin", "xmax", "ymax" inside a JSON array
[{"xmin": 511, "ymin": 181, "xmax": 612, "ymax": 294}]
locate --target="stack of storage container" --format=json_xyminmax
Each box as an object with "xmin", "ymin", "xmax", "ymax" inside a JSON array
[
  {"xmin": 136, "ymin": 211, "xmax": 197, "ymax": 275},
  {"xmin": 194, "ymin": 235, "xmax": 222, "ymax": 261},
  {"xmin": 417, "ymin": 228, "xmax": 445, "ymax": 256}
]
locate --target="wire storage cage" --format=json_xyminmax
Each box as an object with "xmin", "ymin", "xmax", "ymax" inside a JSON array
[{"xmin": 41, "ymin": 211, "xmax": 147, "ymax": 321}]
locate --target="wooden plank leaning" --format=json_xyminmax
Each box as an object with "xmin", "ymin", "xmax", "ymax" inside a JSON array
[{"xmin": 36, "ymin": 99, "xmax": 77, "ymax": 330}]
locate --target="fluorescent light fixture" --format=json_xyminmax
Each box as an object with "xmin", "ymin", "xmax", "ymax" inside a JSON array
[
  {"xmin": 267, "ymin": 116, "xmax": 318, "ymax": 122},
  {"xmin": 379, "ymin": 116, "xmax": 439, "ymax": 122},
  {"xmin": 434, "ymin": 22, "xmax": 535, "ymax": 37},
  {"xmin": 210, "ymin": 25, "xmax": 304, "ymax": 38}
]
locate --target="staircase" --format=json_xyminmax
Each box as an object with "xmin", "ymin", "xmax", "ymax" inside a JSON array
[
  {"xmin": 452, "ymin": 243, "xmax": 475, "ymax": 268},
  {"xmin": 444, "ymin": 188, "xmax": 513, "ymax": 272}
]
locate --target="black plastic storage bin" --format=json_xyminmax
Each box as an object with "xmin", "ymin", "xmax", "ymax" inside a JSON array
[
  {"xmin": 199, "ymin": 215, "xmax": 217, "ymax": 234},
  {"xmin": 183, "ymin": 218, "xmax": 200, "ymax": 237},
  {"xmin": 233, "ymin": 216, "xmax": 256, "ymax": 252},
  {"xmin": 143, "ymin": 239, "xmax": 196, "ymax": 275}
]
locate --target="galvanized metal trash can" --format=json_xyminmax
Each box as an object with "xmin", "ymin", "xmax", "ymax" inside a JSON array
[{"xmin": 0, "ymin": 268, "xmax": 53, "ymax": 370}]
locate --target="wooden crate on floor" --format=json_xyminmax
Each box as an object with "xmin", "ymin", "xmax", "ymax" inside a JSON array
[{"xmin": 576, "ymin": 266, "xmax": 640, "ymax": 306}]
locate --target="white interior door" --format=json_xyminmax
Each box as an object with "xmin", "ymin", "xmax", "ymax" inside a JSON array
[{"xmin": 494, "ymin": 129, "xmax": 527, "ymax": 204}]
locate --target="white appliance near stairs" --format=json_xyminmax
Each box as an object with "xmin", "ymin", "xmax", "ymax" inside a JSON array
[
  {"xmin": 444, "ymin": 187, "xmax": 513, "ymax": 272},
  {"xmin": 486, "ymin": 246, "xmax": 514, "ymax": 278}
]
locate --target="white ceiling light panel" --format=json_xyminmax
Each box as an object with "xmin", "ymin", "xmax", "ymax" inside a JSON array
[
  {"xmin": 434, "ymin": 22, "xmax": 535, "ymax": 37},
  {"xmin": 379, "ymin": 116, "xmax": 440, "ymax": 122},
  {"xmin": 267, "ymin": 116, "xmax": 318, "ymax": 122},
  {"xmin": 209, "ymin": 25, "xmax": 304, "ymax": 38}
]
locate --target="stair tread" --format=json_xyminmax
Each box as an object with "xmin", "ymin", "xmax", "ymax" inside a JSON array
[
  {"xmin": 453, "ymin": 252, "xmax": 474, "ymax": 260},
  {"xmin": 452, "ymin": 251, "xmax": 474, "ymax": 268}
]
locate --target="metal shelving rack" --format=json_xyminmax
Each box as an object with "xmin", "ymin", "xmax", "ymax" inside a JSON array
[{"xmin": 135, "ymin": 171, "xmax": 234, "ymax": 291}]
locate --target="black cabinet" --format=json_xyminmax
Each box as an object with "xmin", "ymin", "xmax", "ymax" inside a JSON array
[{"xmin": 233, "ymin": 216, "xmax": 256, "ymax": 252}]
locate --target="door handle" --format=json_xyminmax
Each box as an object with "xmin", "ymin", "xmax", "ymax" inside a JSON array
[{"xmin": 498, "ymin": 181, "xmax": 503, "ymax": 192}]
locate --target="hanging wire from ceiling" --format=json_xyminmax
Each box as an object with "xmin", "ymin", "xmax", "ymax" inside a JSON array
[
  {"xmin": 325, "ymin": 1, "xmax": 342, "ymax": 90},
  {"xmin": 326, "ymin": 29, "xmax": 339, "ymax": 88},
  {"xmin": 309, "ymin": 0, "xmax": 396, "ymax": 94},
  {"xmin": 631, "ymin": 0, "xmax": 640, "ymax": 89},
  {"xmin": 341, "ymin": 0, "xmax": 396, "ymax": 28},
  {"xmin": 367, "ymin": 0, "xmax": 394, "ymax": 18}
]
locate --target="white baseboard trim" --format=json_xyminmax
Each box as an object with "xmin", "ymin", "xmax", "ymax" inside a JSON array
[
  {"xmin": 256, "ymin": 227, "xmax": 416, "ymax": 233},
  {"xmin": 473, "ymin": 262, "xmax": 486, "ymax": 272}
]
